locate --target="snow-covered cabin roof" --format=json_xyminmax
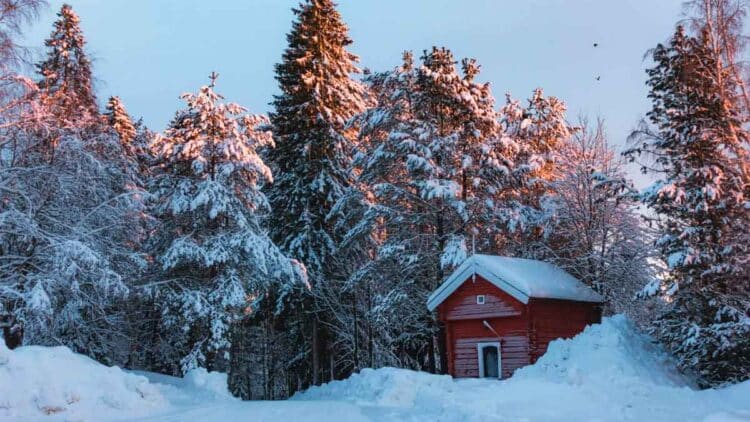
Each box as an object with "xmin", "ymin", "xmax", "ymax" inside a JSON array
[{"xmin": 427, "ymin": 255, "xmax": 604, "ymax": 310}]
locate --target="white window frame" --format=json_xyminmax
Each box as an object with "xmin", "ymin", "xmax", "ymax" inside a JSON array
[
  {"xmin": 476, "ymin": 295, "xmax": 486, "ymax": 305},
  {"xmin": 477, "ymin": 341, "xmax": 502, "ymax": 379}
]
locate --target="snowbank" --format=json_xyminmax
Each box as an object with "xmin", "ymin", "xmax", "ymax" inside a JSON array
[
  {"xmin": 295, "ymin": 316, "xmax": 750, "ymax": 421},
  {"xmin": 183, "ymin": 367, "xmax": 234, "ymax": 399},
  {"xmin": 136, "ymin": 367, "xmax": 235, "ymax": 403},
  {"xmin": 0, "ymin": 342, "xmax": 166, "ymax": 420},
  {"xmin": 297, "ymin": 367, "xmax": 456, "ymax": 408},
  {"xmin": 3, "ymin": 315, "xmax": 749, "ymax": 421},
  {"xmin": 513, "ymin": 314, "xmax": 689, "ymax": 387}
]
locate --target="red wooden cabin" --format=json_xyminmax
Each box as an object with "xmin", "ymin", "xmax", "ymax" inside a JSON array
[{"xmin": 427, "ymin": 255, "xmax": 604, "ymax": 379}]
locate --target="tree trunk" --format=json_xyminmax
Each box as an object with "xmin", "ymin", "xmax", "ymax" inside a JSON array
[
  {"xmin": 437, "ymin": 322, "xmax": 448, "ymax": 374},
  {"xmin": 367, "ymin": 280, "xmax": 374, "ymax": 368},
  {"xmin": 312, "ymin": 317, "xmax": 320, "ymax": 385},
  {"xmin": 263, "ymin": 318, "xmax": 270, "ymax": 399},
  {"xmin": 352, "ymin": 292, "xmax": 359, "ymax": 372},
  {"xmin": 2, "ymin": 323, "xmax": 23, "ymax": 349},
  {"xmin": 427, "ymin": 333, "xmax": 437, "ymax": 373},
  {"xmin": 433, "ymin": 211, "xmax": 448, "ymax": 373},
  {"xmin": 329, "ymin": 352, "xmax": 335, "ymax": 381}
]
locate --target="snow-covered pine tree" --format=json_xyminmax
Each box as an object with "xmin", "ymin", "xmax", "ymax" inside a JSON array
[
  {"xmin": 266, "ymin": 0, "xmax": 365, "ymax": 386},
  {"xmin": 496, "ymin": 88, "xmax": 572, "ymax": 256},
  {"xmin": 35, "ymin": 4, "xmax": 99, "ymax": 130},
  {"xmin": 104, "ymin": 96, "xmax": 137, "ymax": 149},
  {"xmin": 625, "ymin": 24, "xmax": 750, "ymax": 386},
  {"xmin": 102, "ymin": 95, "xmax": 154, "ymax": 182},
  {"xmin": 147, "ymin": 75, "xmax": 306, "ymax": 377},
  {"xmin": 341, "ymin": 48, "xmax": 511, "ymax": 373},
  {"xmin": 512, "ymin": 89, "xmax": 570, "ymax": 186}
]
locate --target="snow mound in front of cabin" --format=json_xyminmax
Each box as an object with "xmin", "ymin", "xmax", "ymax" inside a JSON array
[
  {"xmin": 297, "ymin": 316, "xmax": 688, "ymax": 408},
  {"xmin": 513, "ymin": 314, "xmax": 689, "ymax": 387},
  {"xmin": 294, "ymin": 316, "xmax": 750, "ymax": 421},
  {"xmin": 0, "ymin": 341, "xmax": 166, "ymax": 420},
  {"xmin": 295, "ymin": 367, "xmax": 455, "ymax": 408}
]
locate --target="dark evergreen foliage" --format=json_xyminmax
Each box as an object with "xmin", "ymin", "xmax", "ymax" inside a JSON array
[
  {"xmin": 36, "ymin": 4, "xmax": 98, "ymax": 127},
  {"xmin": 265, "ymin": 0, "xmax": 365, "ymax": 387},
  {"xmin": 626, "ymin": 25, "xmax": 750, "ymax": 386}
]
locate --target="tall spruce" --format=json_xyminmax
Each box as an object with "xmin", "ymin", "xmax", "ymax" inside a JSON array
[
  {"xmin": 625, "ymin": 24, "xmax": 750, "ymax": 386},
  {"xmin": 266, "ymin": 0, "xmax": 365, "ymax": 386},
  {"xmin": 36, "ymin": 4, "xmax": 98, "ymax": 128}
]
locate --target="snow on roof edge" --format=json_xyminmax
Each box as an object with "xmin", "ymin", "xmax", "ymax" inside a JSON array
[{"xmin": 427, "ymin": 255, "xmax": 604, "ymax": 311}]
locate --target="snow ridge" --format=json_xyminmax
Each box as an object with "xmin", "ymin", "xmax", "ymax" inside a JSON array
[
  {"xmin": 0, "ymin": 342, "xmax": 166, "ymax": 420},
  {"xmin": 3, "ymin": 316, "xmax": 749, "ymax": 421}
]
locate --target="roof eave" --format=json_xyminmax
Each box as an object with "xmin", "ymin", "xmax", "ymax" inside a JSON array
[{"xmin": 426, "ymin": 257, "xmax": 531, "ymax": 311}]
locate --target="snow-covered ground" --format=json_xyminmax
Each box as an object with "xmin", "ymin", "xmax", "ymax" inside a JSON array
[
  {"xmin": 0, "ymin": 343, "xmax": 165, "ymax": 421},
  {"xmin": 2, "ymin": 315, "xmax": 748, "ymax": 421}
]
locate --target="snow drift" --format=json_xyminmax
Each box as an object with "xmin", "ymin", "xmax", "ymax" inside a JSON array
[
  {"xmin": 296, "ymin": 367, "xmax": 456, "ymax": 408},
  {"xmin": 135, "ymin": 367, "xmax": 236, "ymax": 403},
  {"xmin": 2, "ymin": 315, "xmax": 749, "ymax": 421},
  {"xmin": 512, "ymin": 314, "xmax": 689, "ymax": 387},
  {"xmin": 297, "ymin": 315, "xmax": 688, "ymax": 406},
  {"xmin": 0, "ymin": 341, "xmax": 166, "ymax": 420},
  {"xmin": 296, "ymin": 316, "xmax": 750, "ymax": 421}
]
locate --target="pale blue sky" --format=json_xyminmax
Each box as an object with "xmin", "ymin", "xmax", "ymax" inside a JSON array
[{"xmin": 23, "ymin": 0, "xmax": 684, "ymax": 185}]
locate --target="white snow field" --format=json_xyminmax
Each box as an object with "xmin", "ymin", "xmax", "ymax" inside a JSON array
[{"xmin": 1, "ymin": 315, "xmax": 748, "ymax": 421}]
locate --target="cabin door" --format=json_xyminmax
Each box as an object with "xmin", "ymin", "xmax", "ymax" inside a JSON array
[{"xmin": 477, "ymin": 342, "xmax": 501, "ymax": 379}]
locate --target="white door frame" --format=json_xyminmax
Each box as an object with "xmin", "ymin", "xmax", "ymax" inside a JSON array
[{"xmin": 476, "ymin": 341, "xmax": 502, "ymax": 378}]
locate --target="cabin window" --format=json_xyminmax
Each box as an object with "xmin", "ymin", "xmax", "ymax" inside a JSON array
[
  {"xmin": 477, "ymin": 342, "xmax": 501, "ymax": 378},
  {"xmin": 476, "ymin": 295, "xmax": 485, "ymax": 305}
]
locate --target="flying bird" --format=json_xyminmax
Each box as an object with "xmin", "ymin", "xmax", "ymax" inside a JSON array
[
  {"xmin": 595, "ymin": 76, "xmax": 601, "ymax": 81},
  {"xmin": 593, "ymin": 42, "xmax": 599, "ymax": 47}
]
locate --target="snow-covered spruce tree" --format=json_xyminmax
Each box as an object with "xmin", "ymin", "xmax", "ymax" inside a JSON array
[
  {"xmin": 542, "ymin": 118, "xmax": 656, "ymax": 317},
  {"xmin": 147, "ymin": 75, "xmax": 306, "ymax": 379},
  {"xmin": 625, "ymin": 25, "xmax": 750, "ymax": 386},
  {"xmin": 340, "ymin": 49, "xmax": 512, "ymax": 373},
  {"xmin": 104, "ymin": 96, "xmax": 137, "ymax": 149},
  {"xmin": 102, "ymin": 95, "xmax": 154, "ymax": 180},
  {"xmin": 101, "ymin": 96, "xmax": 155, "ymax": 370},
  {"xmin": 266, "ymin": 0, "xmax": 365, "ymax": 386},
  {"xmin": 35, "ymin": 4, "xmax": 98, "ymax": 130},
  {"xmin": 495, "ymin": 88, "xmax": 572, "ymax": 257}
]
